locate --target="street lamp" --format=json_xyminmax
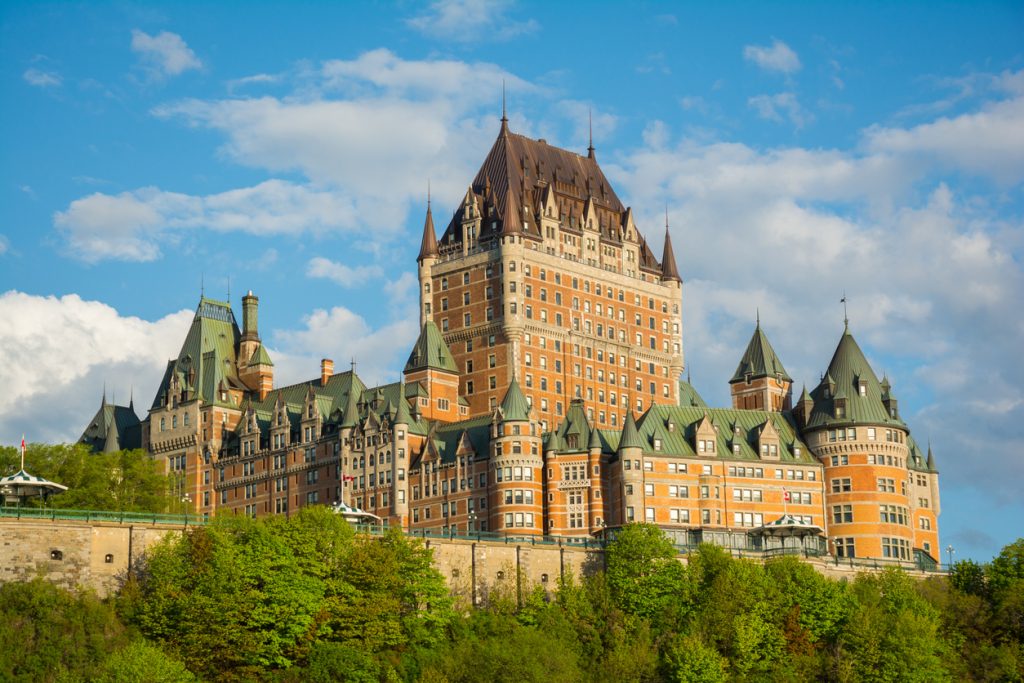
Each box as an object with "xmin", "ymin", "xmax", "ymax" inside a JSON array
[{"xmin": 946, "ymin": 544, "xmax": 955, "ymax": 569}]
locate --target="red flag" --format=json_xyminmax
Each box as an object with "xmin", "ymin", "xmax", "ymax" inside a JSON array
[
  {"xmin": 20, "ymin": 435, "xmax": 26, "ymax": 470},
  {"xmin": 783, "ymin": 490, "xmax": 791, "ymax": 502}
]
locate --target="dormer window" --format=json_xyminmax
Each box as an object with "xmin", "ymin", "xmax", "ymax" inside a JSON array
[{"xmin": 653, "ymin": 438, "xmax": 662, "ymax": 451}]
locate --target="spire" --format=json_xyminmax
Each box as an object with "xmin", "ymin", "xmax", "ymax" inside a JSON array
[
  {"xmin": 729, "ymin": 320, "xmax": 791, "ymax": 384},
  {"xmin": 500, "ymin": 80, "xmax": 508, "ymax": 136},
  {"xmin": 926, "ymin": 442, "xmax": 936, "ymax": 470},
  {"xmin": 799, "ymin": 384, "xmax": 811, "ymax": 402},
  {"xmin": 102, "ymin": 382, "xmax": 107, "ymax": 407},
  {"xmin": 619, "ymin": 409, "xmax": 644, "ymax": 451},
  {"xmin": 588, "ymin": 422, "xmax": 602, "ymax": 451},
  {"xmin": 341, "ymin": 382, "xmax": 359, "ymax": 429},
  {"xmin": 841, "ymin": 292, "xmax": 849, "ymax": 330},
  {"xmin": 129, "ymin": 385, "xmax": 134, "ymax": 410},
  {"xmin": 417, "ymin": 186, "xmax": 439, "ymax": 262},
  {"xmin": 587, "ymin": 108, "xmax": 595, "ymax": 159},
  {"xmin": 660, "ymin": 213, "xmax": 681, "ymax": 283},
  {"xmin": 394, "ymin": 380, "xmax": 413, "ymax": 426},
  {"xmin": 404, "ymin": 320, "xmax": 458, "ymax": 374},
  {"xmin": 103, "ymin": 419, "xmax": 120, "ymax": 453},
  {"xmin": 499, "ymin": 377, "xmax": 531, "ymax": 422}
]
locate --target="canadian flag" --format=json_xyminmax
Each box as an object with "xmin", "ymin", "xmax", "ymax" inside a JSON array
[
  {"xmin": 783, "ymin": 490, "xmax": 791, "ymax": 502},
  {"xmin": 342, "ymin": 475, "xmax": 354, "ymax": 482}
]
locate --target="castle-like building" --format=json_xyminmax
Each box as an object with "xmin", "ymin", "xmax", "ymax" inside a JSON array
[{"xmin": 81, "ymin": 117, "xmax": 940, "ymax": 564}]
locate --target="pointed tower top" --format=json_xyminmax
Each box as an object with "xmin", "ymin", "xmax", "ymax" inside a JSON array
[
  {"xmin": 404, "ymin": 320, "xmax": 458, "ymax": 374},
  {"xmin": 101, "ymin": 382, "xmax": 107, "ymax": 407},
  {"xmin": 129, "ymin": 385, "xmax": 134, "ymax": 410},
  {"xmin": 619, "ymin": 408, "xmax": 644, "ymax": 451},
  {"xmin": 841, "ymin": 292, "xmax": 849, "ymax": 330},
  {"xmin": 756, "ymin": 308, "xmax": 760, "ymax": 328},
  {"xmin": 730, "ymin": 319, "xmax": 790, "ymax": 383},
  {"xmin": 394, "ymin": 378, "xmax": 413, "ymax": 426},
  {"xmin": 587, "ymin": 108, "xmax": 595, "ymax": 159},
  {"xmin": 500, "ymin": 80, "xmax": 508, "ymax": 135},
  {"xmin": 588, "ymin": 422, "xmax": 602, "ymax": 451},
  {"xmin": 661, "ymin": 216, "xmax": 681, "ymax": 283},
  {"xmin": 418, "ymin": 186, "xmax": 439, "ymax": 262},
  {"xmin": 341, "ymin": 382, "xmax": 360, "ymax": 429},
  {"xmin": 499, "ymin": 377, "xmax": 531, "ymax": 422}
]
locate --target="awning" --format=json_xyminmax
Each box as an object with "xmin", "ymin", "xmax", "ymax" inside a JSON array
[{"xmin": 751, "ymin": 513, "xmax": 823, "ymax": 538}]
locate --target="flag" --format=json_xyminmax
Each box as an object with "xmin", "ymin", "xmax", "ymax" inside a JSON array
[
  {"xmin": 342, "ymin": 475, "xmax": 354, "ymax": 482},
  {"xmin": 783, "ymin": 490, "xmax": 791, "ymax": 502}
]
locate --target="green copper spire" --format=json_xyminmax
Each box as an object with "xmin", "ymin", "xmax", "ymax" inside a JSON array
[
  {"xmin": 340, "ymin": 384, "xmax": 360, "ymax": 429},
  {"xmin": 499, "ymin": 377, "xmax": 531, "ymax": 422},
  {"xmin": 394, "ymin": 382, "xmax": 413, "ymax": 425},
  {"xmin": 619, "ymin": 409, "xmax": 644, "ymax": 451},
  {"xmin": 404, "ymin": 320, "xmax": 458, "ymax": 374},
  {"xmin": 730, "ymin": 317, "xmax": 791, "ymax": 383}
]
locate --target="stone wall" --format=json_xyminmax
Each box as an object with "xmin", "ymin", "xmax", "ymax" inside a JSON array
[{"xmin": 0, "ymin": 518, "xmax": 935, "ymax": 599}]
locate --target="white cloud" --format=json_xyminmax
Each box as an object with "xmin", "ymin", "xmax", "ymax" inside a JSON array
[
  {"xmin": 306, "ymin": 257, "xmax": 383, "ymax": 287},
  {"xmin": 743, "ymin": 39, "xmax": 801, "ymax": 74},
  {"xmin": 606, "ymin": 87, "xmax": 1024, "ymax": 503},
  {"xmin": 53, "ymin": 180, "xmax": 358, "ymax": 262},
  {"xmin": 130, "ymin": 29, "xmax": 202, "ymax": 77},
  {"xmin": 406, "ymin": 0, "xmax": 538, "ymax": 42},
  {"xmin": 270, "ymin": 306, "xmax": 419, "ymax": 389},
  {"xmin": 23, "ymin": 68, "xmax": 62, "ymax": 88},
  {"xmin": 0, "ymin": 291, "xmax": 193, "ymax": 445},
  {"xmin": 0, "ymin": 235, "xmax": 8, "ymax": 255},
  {"xmin": 748, "ymin": 92, "xmax": 813, "ymax": 128},
  {"xmin": 865, "ymin": 95, "xmax": 1024, "ymax": 185},
  {"xmin": 147, "ymin": 50, "xmax": 530, "ymax": 243}
]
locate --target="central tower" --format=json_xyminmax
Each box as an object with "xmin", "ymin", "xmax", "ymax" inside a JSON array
[{"xmin": 418, "ymin": 116, "xmax": 684, "ymax": 430}]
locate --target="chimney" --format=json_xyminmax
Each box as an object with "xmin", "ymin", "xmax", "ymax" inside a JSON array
[
  {"xmin": 321, "ymin": 358, "xmax": 334, "ymax": 386},
  {"xmin": 242, "ymin": 290, "xmax": 259, "ymax": 341}
]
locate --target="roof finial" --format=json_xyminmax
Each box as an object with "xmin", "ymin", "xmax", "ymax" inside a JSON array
[
  {"xmin": 587, "ymin": 108, "xmax": 595, "ymax": 158},
  {"xmin": 350, "ymin": 357, "xmax": 356, "ymax": 374},
  {"xmin": 840, "ymin": 292, "xmax": 848, "ymax": 329},
  {"xmin": 500, "ymin": 80, "xmax": 508, "ymax": 134},
  {"xmin": 756, "ymin": 307, "xmax": 760, "ymax": 328},
  {"xmin": 200, "ymin": 272, "xmax": 204, "ymax": 298},
  {"xmin": 102, "ymin": 381, "xmax": 107, "ymax": 406},
  {"xmin": 129, "ymin": 385, "xmax": 134, "ymax": 409},
  {"xmin": 427, "ymin": 179, "xmax": 431, "ymax": 207}
]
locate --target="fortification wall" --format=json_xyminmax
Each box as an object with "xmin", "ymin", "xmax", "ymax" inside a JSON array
[{"xmin": 0, "ymin": 518, "xmax": 934, "ymax": 599}]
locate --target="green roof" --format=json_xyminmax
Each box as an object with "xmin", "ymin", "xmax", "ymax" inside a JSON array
[
  {"xmin": 548, "ymin": 399, "xmax": 597, "ymax": 452},
  {"xmin": 730, "ymin": 321, "xmax": 792, "ymax": 383},
  {"xmin": 499, "ymin": 378, "xmax": 531, "ymax": 422},
  {"xmin": 619, "ymin": 410, "xmax": 645, "ymax": 450},
  {"xmin": 248, "ymin": 343, "xmax": 274, "ymax": 367},
  {"xmin": 627, "ymin": 404, "xmax": 816, "ymax": 464},
  {"xmin": 404, "ymin": 320, "xmax": 458, "ymax": 374},
  {"xmin": 151, "ymin": 297, "xmax": 242, "ymax": 410},
  {"xmin": 678, "ymin": 379, "xmax": 708, "ymax": 408},
  {"xmin": 80, "ymin": 395, "xmax": 141, "ymax": 453},
  {"xmin": 805, "ymin": 326, "xmax": 905, "ymax": 430}
]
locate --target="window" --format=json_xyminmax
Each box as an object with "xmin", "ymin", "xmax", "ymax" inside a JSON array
[
  {"xmin": 835, "ymin": 537, "xmax": 855, "ymax": 558},
  {"xmin": 882, "ymin": 537, "xmax": 911, "ymax": 560},
  {"xmin": 831, "ymin": 478, "xmax": 852, "ymax": 493},
  {"xmin": 832, "ymin": 504, "xmax": 853, "ymax": 524}
]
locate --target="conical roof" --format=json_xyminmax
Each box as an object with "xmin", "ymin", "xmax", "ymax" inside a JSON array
[
  {"xmin": 418, "ymin": 200, "xmax": 438, "ymax": 261},
  {"xmin": 248, "ymin": 343, "xmax": 274, "ymax": 367},
  {"xmin": 404, "ymin": 320, "xmax": 458, "ymax": 374},
  {"xmin": 499, "ymin": 378, "xmax": 531, "ymax": 422},
  {"xmin": 103, "ymin": 420, "xmax": 120, "ymax": 452},
  {"xmin": 340, "ymin": 383, "xmax": 360, "ymax": 429},
  {"xmin": 730, "ymin": 320, "xmax": 791, "ymax": 383},
  {"xmin": 806, "ymin": 327, "xmax": 903, "ymax": 429},
  {"xmin": 619, "ymin": 410, "xmax": 644, "ymax": 451},
  {"xmin": 394, "ymin": 383, "xmax": 413, "ymax": 425},
  {"xmin": 661, "ymin": 227, "xmax": 681, "ymax": 282}
]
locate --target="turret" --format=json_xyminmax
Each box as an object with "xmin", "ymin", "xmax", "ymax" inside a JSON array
[
  {"xmin": 238, "ymin": 290, "xmax": 274, "ymax": 398},
  {"xmin": 403, "ymin": 320, "xmax": 460, "ymax": 422},
  {"xmin": 618, "ymin": 409, "xmax": 644, "ymax": 524},
  {"xmin": 490, "ymin": 378, "xmax": 543, "ymax": 534},
  {"xmin": 417, "ymin": 196, "xmax": 439, "ymax": 326},
  {"xmin": 729, "ymin": 315, "xmax": 792, "ymax": 411}
]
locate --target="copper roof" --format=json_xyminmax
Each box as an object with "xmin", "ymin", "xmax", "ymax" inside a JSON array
[{"xmin": 438, "ymin": 123, "xmax": 665, "ymax": 274}]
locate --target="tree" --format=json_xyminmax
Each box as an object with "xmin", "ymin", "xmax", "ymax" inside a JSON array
[
  {"xmin": 663, "ymin": 634, "xmax": 728, "ymax": 683},
  {"xmin": 0, "ymin": 579, "xmax": 130, "ymax": 682},
  {"xmin": 95, "ymin": 641, "xmax": 195, "ymax": 683},
  {"xmin": 604, "ymin": 523, "xmax": 690, "ymax": 624}
]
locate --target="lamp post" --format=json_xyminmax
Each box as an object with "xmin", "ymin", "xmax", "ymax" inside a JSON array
[{"xmin": 946, "ymin": 544, "xmax": 955, "ymax": 569}]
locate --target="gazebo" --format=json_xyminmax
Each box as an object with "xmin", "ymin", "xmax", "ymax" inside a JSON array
[
  {"xmin": 750, "ymin": 514, "xmax": 826, "ymax": 555},
  {"xmin": 329, "ymin": 500, "xmax": 383, "ymax": 526},
  {"xmin": 0, "ymin": 469, "xmax": 68, "ymax": 507},
  {"xmin": 1, "ymin": 437, "xmax": 68, "ymax": 508}
]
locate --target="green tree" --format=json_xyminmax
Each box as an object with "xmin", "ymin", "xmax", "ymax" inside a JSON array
[
  {"xmin": 663, "ymin": 634, "xmax": 728, "ymax": 683},
  {"xmin": 95, "ymin": 641, "xmax": 196, "ymax": 683},
  {"xmin": 0, "ymin": 579, "xmax": 130, "ymax": 682},
  {"xmin": 605, "ymin": 523, "xmax": 690, "ymax": 624}
]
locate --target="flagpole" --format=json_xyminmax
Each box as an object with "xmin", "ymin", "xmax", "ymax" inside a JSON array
[{"xmin": 20, "ymin": 434, "xmax": 26, "ymax": 471}]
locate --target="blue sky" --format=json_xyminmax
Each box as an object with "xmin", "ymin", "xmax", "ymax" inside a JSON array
[{"xmin": 1, "ymin": 1, "xmax": 1021, "ymax": 562}]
